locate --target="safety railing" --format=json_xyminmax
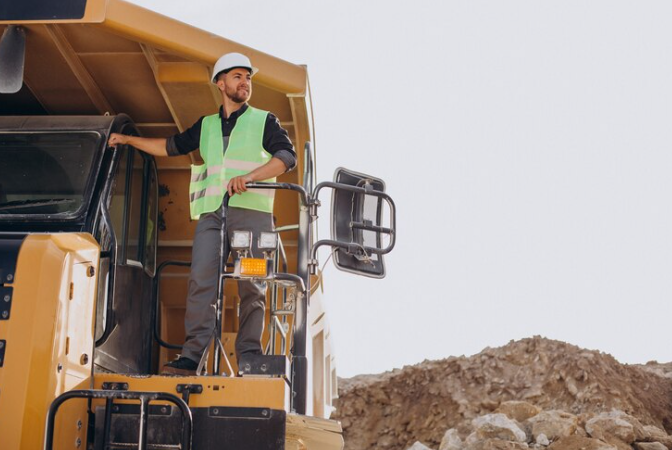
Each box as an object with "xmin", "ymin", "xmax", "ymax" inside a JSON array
[
  {"xmin": 266, "ymin": 224, "xmax": 297, "ymax": 357},
  {"xmin": 44, "ymin": 389, "xmax": 192, "ymax": 450},
  {"xmin": 152, "ymin": 231, "xmax": 298, "ymax": 359},
  {"xmin": 152, "ymin": 260, "xmax": 191, "ymax": 350}
]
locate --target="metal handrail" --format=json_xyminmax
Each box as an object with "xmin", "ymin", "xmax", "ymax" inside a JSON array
[
  {"xmin": 221, "ymin": 272, "xmax": 306, "ymax": 294},
  {"xmin": 152, "ymin": 260, "xmax": 191, "ymax": 350},
  {"xmin": 303, "ymin": 142, "xmax": 315, "ymax": 193},
  {"xmin": 151, "ymin": 182, "xmax": 311, "ymax": 413},
  {"xmin": 152, "ymin": 230, "xmax": 297, "ymax": 354},
  {"xmin": 267, "ymin": 225, "xmax": 301, "ymax": 356},
  {"xmin": 44, "ymin": 389, "xmax": 192, "ymax": 450},
  {"xmin": 211, "ymin": 184, "xmax": 311, "ymax": 380},
  {"xmin": 246, "ymin": 183, "xmax": 312, "ymax": 414}
]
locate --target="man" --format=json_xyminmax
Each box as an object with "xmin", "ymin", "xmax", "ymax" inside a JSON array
[{"xmin": 108, "ymin": 52, "xmax": 296, "ymax": 375}]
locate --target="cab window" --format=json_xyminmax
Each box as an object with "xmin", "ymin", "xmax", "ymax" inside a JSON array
[{"xmin": 107, "ymin": 145, "xmax": 157, "ymax": 268}]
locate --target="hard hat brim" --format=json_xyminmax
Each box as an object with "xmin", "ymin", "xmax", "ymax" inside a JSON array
[{"xmin": 211, "ymin": 66, "xmax": 259, "ymax": 84}]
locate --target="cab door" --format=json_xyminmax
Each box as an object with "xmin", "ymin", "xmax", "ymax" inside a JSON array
[{"xmin": 94, "ymin": 137, "xmax": 158, "ymax": 374}]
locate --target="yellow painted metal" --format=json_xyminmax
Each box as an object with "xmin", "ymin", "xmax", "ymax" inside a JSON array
[
  {"xmin": 51, "ymin": 383, "xmax": 91, "ymax": 450},
  {"xmin": 0, "ymin": 234, "xmax": 99, "ymax": 449},
  {"xmin": 156, "ymin": 62, "xmax": 213, "ymax": 84},
  {"xmin": 102, "ymin": 0, "xmax": 307, "ymax": 94},
  {"xmin": 45, "ymin": 24, "xmax": 116, "ymax": 115},
  {"xmin": 0, "ymin": 0, "xmax": 307, "ymax": 93},
  {"xmin": 93, "ymin": 374, "xmax": 290, "ymax": 411}
]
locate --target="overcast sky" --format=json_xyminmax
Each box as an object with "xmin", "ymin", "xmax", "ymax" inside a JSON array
[{"xmin": 129, "ymin": 0, "xmax": 672, "ymax": 377}]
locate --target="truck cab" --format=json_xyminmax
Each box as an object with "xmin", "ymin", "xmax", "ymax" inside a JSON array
[{"xmin": 0, "ymin": 115, "xmax": 158, "ymax": 373}]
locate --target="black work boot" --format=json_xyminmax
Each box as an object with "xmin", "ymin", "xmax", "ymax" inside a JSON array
[{"xmin": 161, "ymin": 356, "xmax": 198, "ymax": 376}]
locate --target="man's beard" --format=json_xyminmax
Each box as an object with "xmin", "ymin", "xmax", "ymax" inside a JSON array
[{"xmin": 226, "ymin": 86, "xmax": 249, "ymax": 103}]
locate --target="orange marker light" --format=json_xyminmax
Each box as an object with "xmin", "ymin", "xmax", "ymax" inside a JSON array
[{"xmin": 239, "ymin": 258, "xmax": 267, "ymax": 277}]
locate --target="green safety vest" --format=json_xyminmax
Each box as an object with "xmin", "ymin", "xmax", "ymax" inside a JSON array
[{"xmin": 189, "ymin": 106, "xmax": 276, "ymax": 219}]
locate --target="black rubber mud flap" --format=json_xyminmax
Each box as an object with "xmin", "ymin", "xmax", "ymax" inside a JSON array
[{"xmin": 193, "ymin": 407, "xmax": 286, "ymax": 450}]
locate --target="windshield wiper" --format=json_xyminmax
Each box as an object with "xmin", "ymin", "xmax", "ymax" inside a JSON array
[{"xmin": 0, "ymin": 198, "xmax": 76, "ymax": 211}]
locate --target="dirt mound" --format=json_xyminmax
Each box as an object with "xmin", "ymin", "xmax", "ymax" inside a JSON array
[{"xmin": 333, "ymin": 337, "xmax": 672, "ymax": 450}]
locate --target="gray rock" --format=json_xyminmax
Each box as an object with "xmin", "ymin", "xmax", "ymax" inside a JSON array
[
  {"xmin": 535, "ymin": 434, "xmax": 550, "ymax": 446},
  {"xmin": 586, "ymin": 413, "xmax": 635, "ymax": 444},
  {"xmin": 527, "ymin": 410, "xmax": 578, "ymax": 441},
  {"xmin": 466, "ymin": 432, "xmax": 480, "ymax": 447},
  {"xmin": 547, "ymin": 436, "xmax": 617, "ymax": 450},
  {"xmin": 440, "ymin": 429, "xmax": 463, "ymax": 450},
  {"xmin": 634, "ymin": 444, "xmax": 669, "ymax": 450},
  {"xmin": 608, "ymin": 411, "xmax": 647, "ymax": 441},
  {"xmin": 642, "ymin": 426, "xmax": 672, "ymax": 449},
  {"xmin": 495, "ymin": 401, "xmax": 541, "ymax": 422},
  {"xmin": 472, "ymin": 413, "xmax": 527, "ymax": 442}
]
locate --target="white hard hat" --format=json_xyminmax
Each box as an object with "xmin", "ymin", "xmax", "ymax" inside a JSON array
[{"xmin": 211, "ymin": 52, "xmax": 258, "ymax": 83}]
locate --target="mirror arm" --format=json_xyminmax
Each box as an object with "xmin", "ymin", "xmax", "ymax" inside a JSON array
[
  {"xmin": 245, "ymin": 182, "xmax": 309, "ymax": 206},
  {"xmin": 310, "ymin": 238, "xmax": 394, "ymax": 275},
  {"xmin": 309, "ymin": 239, "xmax": 344, "ymax": 275}
]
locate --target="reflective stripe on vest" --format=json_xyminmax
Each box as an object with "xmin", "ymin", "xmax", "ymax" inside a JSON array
[{"xmin": 189, "ymin": 106, "xmax": 275, "ymax": 219}]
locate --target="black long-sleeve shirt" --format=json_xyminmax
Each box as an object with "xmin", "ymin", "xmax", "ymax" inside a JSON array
[{"xmin": 166, "ymin": 104, "xmax": 297, "ymax": 171}]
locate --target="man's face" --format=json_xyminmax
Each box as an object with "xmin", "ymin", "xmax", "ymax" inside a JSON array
[{"xmin": 218, "ymin": 68, "xmax": 252, "ymax": 103}]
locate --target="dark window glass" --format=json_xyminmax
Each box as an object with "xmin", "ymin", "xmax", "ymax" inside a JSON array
[
  {"xmin": 108, "ymin": 146, "xmax": 129, "ymax": 262},
  {"xmin": 144, "ymin": 163, "xmax": 158, "ymax": 276},
  {"xmin": 126, "ymin": 150, "xmax": 144, "ymax": 264},
  {"xmin": 105, "ymin": 145, "xmax": 156, "ymax": 269},
  {"xmin": 0, "ymin": 0, "xmax": 87, "ymax": 20},
  {"xmin": 0, "ymin": 132, "xmax": 98, "ymax": 216}
]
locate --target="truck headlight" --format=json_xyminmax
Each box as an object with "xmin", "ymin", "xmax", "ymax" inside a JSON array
[
  {"xmin": 258, "ymin": 232, "xmax": 278, "ymax": 250},
  {"xmin": 231, "ymin": 230, "xmax": 252, "ymax": 252}
]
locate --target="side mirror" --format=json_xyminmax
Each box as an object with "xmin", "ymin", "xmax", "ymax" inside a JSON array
[{"xmin": 326, "ymin": 167, "xmax": 396, "ymax": 279}]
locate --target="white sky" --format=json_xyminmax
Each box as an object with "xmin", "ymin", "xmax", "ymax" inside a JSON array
[{"xmin": 129, "ymin": 0, "xmax": 672, "ymax": 377}]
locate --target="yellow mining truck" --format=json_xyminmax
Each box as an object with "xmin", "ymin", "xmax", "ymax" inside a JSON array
[{"xmin": 0, "ymin": 1, "xmax": 396, "ymax": 449}]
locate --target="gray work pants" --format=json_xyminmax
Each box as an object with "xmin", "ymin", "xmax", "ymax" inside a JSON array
[{"xmin": 181, "ymin": 206, "xmax": 273, "ymax": 363}]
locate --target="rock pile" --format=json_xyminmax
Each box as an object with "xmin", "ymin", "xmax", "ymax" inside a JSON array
[
  {"xmin": 404, "ymin": 405, "xmax": 672, "ymax": 450},
  {"xmin": 333, "ymin": 337, "xmax": 672, "ymax": 450}
]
